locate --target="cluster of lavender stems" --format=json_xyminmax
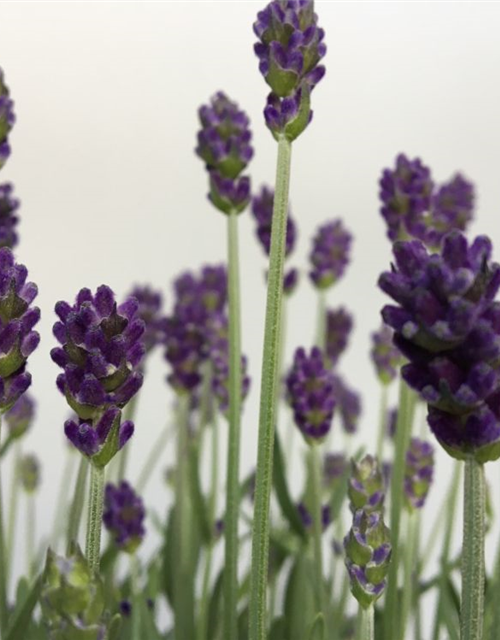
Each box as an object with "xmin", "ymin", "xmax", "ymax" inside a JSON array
[{"xmin": 0, "ymin": 4, "xmax": 498, "ymax": 640}]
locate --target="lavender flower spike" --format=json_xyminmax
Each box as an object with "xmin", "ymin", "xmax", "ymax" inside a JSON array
[
  {"xmin": 251, "ymin": 185, "xmax": 296, "ymax": 257},
  {"xmin": 103, "ymin": 481, "xmax": 146, "ymax": 553},
  {"xmin": 0, "ymin": 69, "xmax": 15, "ymax": 169},
  {"xmin": 404, "ymin": 438, "xmax": 434, "ymax": 511},
  {"xmin": 325, "ymin": 307, "xmax": 353, "ymax": 366},
  {"xmin": 309, "ymin": 219, "xmax": 352, "ymax": 290},
  {"xmin": 0, "ymin": 248, "xmax": 40, "ymax": 411},
  {"xmin": 370, "ymin": 324, "xmax": 401, "ymax": 385},
  {"xmin": 128, "ymin": 285, "xmax": 166, "ymax": 353},
  {"xmin": 348, "ymin": 455, "xmax": 385, "ymax": 513},
  {"xmin": 254, "ymin": 0, "xmax": 326, "ymax": 140},
  {"xmin": 5, "ymin": 392, "xmax": 35, "ymax": 440},
  {"xmin": 51, "ymin": 286, "xmax": 145, "ymax": 464},
  {"xmin": 196, "ymin": 92, "xmax": 253, "ymax": 215},
  {"xmin": 332, "ymin": 374, "xmax": 362, "ymax": 434},
  {"xmin": 379, "ymin": 232, "xmax": 500, "ymax": 461},
  {"xmin": 0, "ymin": 184, "xmax": 20, "ymax": 249},
  {"xmin": 286, "ymin": 346, "xmax": 336, "ymax": 443}
]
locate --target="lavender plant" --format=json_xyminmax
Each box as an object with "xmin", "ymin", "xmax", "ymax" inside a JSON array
[{"xmin": 0, "ymin": 6, "xmax": 498, "ymax": 640}]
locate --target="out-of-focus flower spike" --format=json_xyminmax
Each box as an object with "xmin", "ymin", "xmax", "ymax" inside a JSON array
[
  {"xmin": 370, "ymin": 324, "xmax": 402, "ymax": 385},
  {"xmin": 404, "ymin": 437, "xmax": 435, "ymax": 510},
  {"xmin": 103, "ymin": 481, "xmax": 146, "ymax": 553},
  {"xmin": 309, "ymin": 219, "xmax": 352, "ymax": 290},
  {"xmin": 348, "ymin": 455, "xmax": 385, "ymax": 513}
]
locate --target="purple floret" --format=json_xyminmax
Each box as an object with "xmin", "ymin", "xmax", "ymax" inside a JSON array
[
  {"xmin": 370, "ymin": 324, "xmax": 401, "ymax": 385},
  {"xmin": 404, "ymin": 437, "xmax": 434, "ymax": 510},
  {"xmin": 286, "ymin": 346, "xmax": 336, "ymax": 442},
  {"xmin": 325, "ymin": 307, "xmax": 353, "ymax": 366},
  {"xmin": 309, "ymin": 219, "xmax": 352, "ymax": 289},
  {"xmin": 128, "ymin": 285, "xmax": 166, "ymax": 353},
  {"xmin": 251, "ymin": 185, "xmax": 297, "ymax": 257},
  {"xmin": 103, "ymin": 481, "xmax": 146, "ymax": 553},
  {"xmin": 0, "ymin": 184, "xmax": 19, "ymax": 249}
]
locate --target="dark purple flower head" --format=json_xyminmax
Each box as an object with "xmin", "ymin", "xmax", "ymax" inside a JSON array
[
  {"xmin": 0, "ymin": 69, "xmax": 15, "ymax": 170},
  {"xmin": 297, "ymin": 502, "xmax": 331, "ymax": 532},
  {"xmin": 51, "ymin": 286, "xmax": 145, "ymax": 422},
  {"xmin": 404, "ymin": 438, "xmax": 434, "ymax": 511},
  {"xmin": 205, "ymin": 313, "xmax": 251, "ymax": 415},
  {"xmin": 324, "ymin": 452, "xmax": 347, "ymax": 484},
  {"xmin": 0, "ymin": 184, "xmax": 19, "ymax": 249},
  {"xmin": 379, "ymin": 154, "xmax": 475, "ymax": 247},
  {"xmin": 344, "ymin": 509, "xmax": 392, "ymax": 609},
  {"xmin": 283, "ymin": 267, "xmax": 299, "ymax": 296},
  {"xmin": 380, "ymin": 232, "xmax": 500, "ymax": 461},
  {"xmin": 0, "ymin": 248, "xmax": 40, "ymax": 410},
  {"xmin": 263, "ymin": 88, "xmax": 314, "ymax": 140},
  {"xmin": 348, "ymin": 455, "xmax": 385, "ymax": 513},
  {"xmin": 208, "ymin": 171, "xmax": 251, "ymax": 216},
  {"xmin": 128, "ymin": 285, "xmax": 165, "ymax": 353},
  {"xmin": 19, "ymin": 453, "xmax": 40, "ymax": 493},
  {"xmin": 5, "ymin": 391, "xmax": 35, "ymax": 439},
  {"xmin": 165, "ymin": 265, "xmax": 228, "ymax": 394},
  {"xmin": 332, "ymin": 374, "xmax": 362, "ymax": 434},
  {"xmin": 325, "ymin": 307, "xmax": 353, "ymax": 366},
  {"xmin": 251, "ymin": 185, "xmax": 297, "ymax": 257},
  {"xmin": 254, "ymin": 0, "xmax": 326, "ymax": 98},
  {"xmin": 309, "ymin": 219, "xmax": 352, "ymax": 289},
  {"xmin": 196, "ymin": 92, "xmax": 253, "ymax": 180},
  {"xmin": 286, "ymin": 346, "xmax": 336, "ymax": 443},
  {"xmin": 370, "ymin": 325, "xmax": 402, "ymax": 385},
  {"xmin": 103, "ymin": 481, "xmax": 145, "ymax": 553}
]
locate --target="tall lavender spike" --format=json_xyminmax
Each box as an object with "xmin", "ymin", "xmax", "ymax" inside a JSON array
[
  {"xmin": 324, "ymin": 452, "xmax": 347, "ymax": 485},
  {"xmin": 286, "ymin": 346, "xmax": 336, "ymax": 443},
  {"xmin": 5, "ymin": 392, "xmax": 35, "ymax": 440},
  {"xmin": 379, "ymin": 231, "xmax": 500, "ymax": 461},
  {"xmin": 404, "ymin": 438, "xmax": 434, "ymax": 510},
  {"xmin": 0, "ymin": 248, "xmax": 40, "ymax": 411},
  {"xmin": 0, "ymin": 69, "xmax": 15, "ymax": 170},
  {"xmin": 103, "ymin": 481, "xmax": 146, "ymax": 553},
  {"xmin": 348, "ymin": 455, "xmax": 385, "ymax": 513},
  {"xmin": 370, "ymin": 324, "xmax": 402, "ymax": 385},
  {"xmin": 196, "ymin": 92, "xmax": 253, "ymax": 214},
  {"xmin": 325, "ymin": 307, "xmax": 353, "ymax": 366},
  {"xmin": 379, "ymin": 154, "xmax": 475, "ymax": 247},
  {"xmin": 0, "ymin": 184, "xmax": 19, "ymax": 249},
  {"xmin": 309, "ymin": 219, "xmax": 352, "ymax": 290},
  {"xmin": 51, "ymin": 286, "xmax": 145, "ymax": 464},
  {"xmin": 332, "ymin": 374, "xmax": 362, "ymax": 434},
  {"xmin": 127, "ymin": 285, "xmax": 166, "ymax": 354},
  {"xmin": 253, "ymin": 0, "xmax": 326, "ymax": 140}
]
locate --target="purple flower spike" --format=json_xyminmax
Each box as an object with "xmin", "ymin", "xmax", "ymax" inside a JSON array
[
  {"xmin": 348, "ymin": 455, "xmax": 385, "ymax": 513},
  {"xmin": 370, "ymin": 325, "xmax": 402, "ymax": 385},
  {"xmin": 0, "ymin": 184, "xmax": 19, "ymax": 249},
  {"xmin": 5, "ymin": 391, "xmax": 35, "ymax": 439},
  {"xmin": 0, "ymin": 69, "xmax": 15, "ymax": 170},
  {"xmin": 332, "ymin": 374, "xmax": 362, "ymax": 434},
  {"xmin": 254, "ymin": 0, "xmax": 326, "ymax": 140},
  {"xmin": 128, "ymin": 285, "xmax": 166, "ymax": 353},
  {"xmin": 379, "ymin": 231, "xmax": 500, "ymax": 462},
  {"xmin": 206, "ymin": 313, "xmax": 250, "ymax": 416},
  {"xmin": 324, "ymin": 452, "xmax": 347, "ymax": 485},
  {"xmin": 325, "ymin": 307, "xmax": 353, "ymax": 366},
  {"xmin": 283, "ymin": 267, "xmax": 299, "ymax": 296},
  {"xmin": 103, "ymin": 481, "xmax": 145, "ymax": 553},
  {"xmin": 196, "ymin": 92, "xmax": 253, "ymax": 215},
  {"xmin": 379, "ymin": 154, "xmax": 475, "ymax": 247},
  {"xmin": 286, "ymin": 346, "xmax": 336, "ymax": 443},
  {"xmin": 309, "ymin": 219, "xmax": 352, "ymax": 290},
  {"xmin": 251, "ymin": 185, "xmax": 297, "ymax": 257},
  {"xmin": 404, "ymin": 438, "xmax": 434, "ymax": 510}
]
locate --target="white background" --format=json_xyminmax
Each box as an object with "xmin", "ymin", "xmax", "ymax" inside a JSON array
[{"xmin": 1, "ymin": 1, "xmax": 500, "ymax": 635}]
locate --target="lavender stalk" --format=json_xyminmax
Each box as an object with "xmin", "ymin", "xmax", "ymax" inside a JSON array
[
  {"xmin": 359, "ymin": 606, "xmax": 374, "ymax": 640},
  {"xmin": 0, "ymin": 417, "xmax": 7, "ymax": 633},
  {"xmin": 86, "ymin": 464, "xmax": 105, "ymax": 573},
  {"xmin": 66, "ymin": 457, "xmax": 89, "ymax": 551}
]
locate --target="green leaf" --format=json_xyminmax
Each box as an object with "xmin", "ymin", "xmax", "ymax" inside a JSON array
[
  {"xmin": 108, "ymin": 615, "xmax": 122, "ymax": 640},
  {"xmin": 308, "ymin": 613, "xmax": 325, "ymax": 640},
  {"xmin": 273, "ymin": 432, "xmax": 307, "ymax": 540},
  {"xmin": 284, "ymin": 555, "xmax": 315, "ymax": 640},
  {"xmin": 5, "ymin": 575, "xmax": 42, "ymax": 640},
  {"xmin": 189, "ymin": 439, "xmax": 211, "ymax": 544},
  {"xmin": 269, "ymin": 617, "xmax": 286, "ymax": 640}
]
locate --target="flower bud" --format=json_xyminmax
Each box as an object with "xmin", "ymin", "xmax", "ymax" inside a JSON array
[{"xmin": 348, "ymin": 455, "xmax": 384, "ymax": 513}]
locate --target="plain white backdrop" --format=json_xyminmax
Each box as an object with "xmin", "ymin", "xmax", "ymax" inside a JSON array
[{"xmin": 1, "ymin": 1, "xmax": 500, "ymax": 635}]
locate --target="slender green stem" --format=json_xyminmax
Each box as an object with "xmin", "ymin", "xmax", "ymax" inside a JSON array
[
  {"xmin": 66, "ymin": 456, "xmax": 89, "ymax": 553},
  {"xmin": 249, "ymin": 134, "xmax": 293, "ymax": 640},
  {"xmin": 130, "ymin": 553, "xmax": 141, "ymax": 640},
  {"xmin": 461, "ymin": 458, "xmax": 485, "ymax": 640},
  {"xmin": 384, "ymin": 379, "xmax": 415, "ymax": 640},
  {"xmin": 358, "ymin": 606, "xmax": 374, "ymax": 640},
  {"xmin": 26, "ymin": 492, "xmax": 36, "ymax": 578},
  {"xmin": 376, "ymin": 385, "xmax": 388, "ymax": 461},
  {"xmin": 400, "ymin": 510, "xmax": 418, "ymax": 639},
  {"xmin": 174, "ymin": 394, "xmax": 195, "ymax": 640},
  {"xmin": 311, "ymin": 443, "xmax": 327, "ymax": 631},
  {"xmin": 136, "ymin": 424, "xmax": 174, "ymax": 492},
  {"xmin": 6, "ymin": 441, "xmax": 20, "ymax": 582},
  {"xmin": 224, "ymin": 210, "xmax": 243, "ymax": 640},
  {"xmin": 316, "ymin": 290, "xmax": 327, "ymax": 350},
  {"xmin": 0, "ymin": 416, "xmax": 8, "ymax": 634},
  {"xmin": 117, "ymin": 394, "xmax": 139, "ymax": 481},
  {"xmin": 85, "ymin": 463, "xmax": 105, "ymax": 573}
]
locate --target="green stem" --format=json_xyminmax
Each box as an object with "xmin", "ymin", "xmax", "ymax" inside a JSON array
[
  {"xmin": 384, "ymin": 379, "xmax": 415, "ymax": 640},
  {"xmin": 6, "ymin": 441, "xmax": 20, "ymax": 582},
  {"xmin": 0, "ymin": 416, "xmax": 8, "ymax": 634},
  {"xmin": 26, "ymin": 491, "xmax": 36, "ymax": 578},
  {"xmin": 224, "ymin": 210, "xmax": 243, "ymax": 640},
  {"xmin": 375, "ymin": 385, "xmax": 388, "ymax": 461},
  {"xmin": 461, "ymin": 458, "xmax": 485, "ymax": 640},
  {"xmin": 174, "ymin": 394, "xmax": 195, "ymax": 640},
  {"xmin": 117, "ymin": 394, "xmax": 139, "ymax": 481},
  {"xmin": 130, "ymin": 553, "xmax": 141, "ymax": 640},
  {"xmin": 400, "ymin": 511, "xmax": 418, "ymax": 639},
  {"xmin": 66, "ymin": 456, "xmax": 89, "ymax": 553},
  {"xmin": 85, "ymin": 463, "xmax": 105, "ymax": 573},
  {"xmin": 136, "ymin": 424, "xmax": 174, "ymax": 492},
  {"xmin": 358, "ymin": 605, "xmax": 374, "ymax": 640},
  {"xmin": 316, "ymin": 290, "xmax": 327, "ymax": 350},
  {"xmin": 311, "ymin": 443, "xmax": 327, "ymax": 630},
  {"xmin": 51, "ymin": 451, "xmax": 75, "ymax": 547},
  {"xmin": 249, "ymin": 134, "xmax": 293, "ymax": 640}
]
